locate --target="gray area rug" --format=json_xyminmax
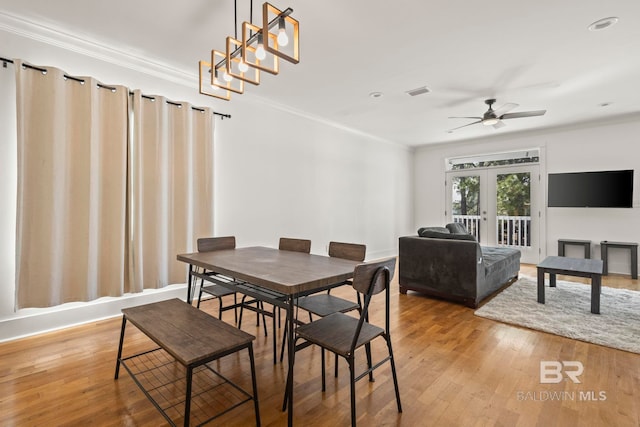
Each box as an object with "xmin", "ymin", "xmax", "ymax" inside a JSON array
[{"xmin": 474, "ymin": 276, "xmax": 640, "ymax": 354}]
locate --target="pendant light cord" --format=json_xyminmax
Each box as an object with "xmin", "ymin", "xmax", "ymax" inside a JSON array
[{"xmin": 234, "ymin": 0, "xmax": 238, "ymax": 39}]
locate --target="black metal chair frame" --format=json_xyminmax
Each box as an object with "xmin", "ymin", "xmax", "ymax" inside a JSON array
[
  {"xmin": 194, "ymin": 237, "xmax": 242, "ymax": 324},
  {"xmin": 196, "ymin": 269, "xmax": 239, "ymax": 322},
  {"xmin": 278, "ymin": 241, "xmax": 366, "ymax": 373},
  {"xmin": 238, "ymin": 238, "xmax": 311, "ymax": 364},
  {"xmin": 285, "ymin": 259, "xmax": 402, "ymax": 426}
]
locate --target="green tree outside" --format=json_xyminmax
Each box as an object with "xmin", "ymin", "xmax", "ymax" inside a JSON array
[{"xmin": 496, "ymin": 173, "xmax": 530, "ymax": 216}]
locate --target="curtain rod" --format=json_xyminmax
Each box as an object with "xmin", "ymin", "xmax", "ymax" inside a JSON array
[{"xmin": 1, "ymin": 56, "xmax": 231, "ymax": 120}]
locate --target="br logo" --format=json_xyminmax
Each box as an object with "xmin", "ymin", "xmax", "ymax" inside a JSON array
[{"xmin": 540, "ymin": 361, "xmax": 584, "ymax": 384}]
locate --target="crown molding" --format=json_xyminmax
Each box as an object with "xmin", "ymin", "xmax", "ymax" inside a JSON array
[
  {"xmin": 247, "ymin": 94, "xmax": 409, "ymax": 150},
  {"xmin": 0, "ymin": 11, "xmax": 196, "ymax": 88}
]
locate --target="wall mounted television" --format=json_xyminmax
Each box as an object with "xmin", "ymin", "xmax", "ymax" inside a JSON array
[{"xmin": 548, "ymin": 170, "xmax": 634, "ymax": 208}]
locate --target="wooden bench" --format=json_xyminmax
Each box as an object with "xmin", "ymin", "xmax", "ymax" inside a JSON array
[{"xmin": 114, "ymin": 298, "xmax": 260, "ymax": 426}]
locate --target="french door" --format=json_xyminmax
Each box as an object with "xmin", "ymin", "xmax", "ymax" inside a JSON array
[{"xmin": 445, "ymin": 164, "xmax": 541, "ymax": 264}]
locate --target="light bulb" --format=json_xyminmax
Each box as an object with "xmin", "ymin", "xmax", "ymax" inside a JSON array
[
  {"xmin": 255, "ymin": 33, "xmax": 266, "ymax": 60},
  {"xmin": 212, "ymin": 71, "xmax": 221, "ymax": 88},
  {"xmin": 223, "ymin": 71, "xmax": 233, "ymax": 82},
  {"xmin": 255, "ymin": 44, "xmax": 266, "ymax": 60},
  {"xmin": 209, "ymin": 83, "xmax": 219, "ymax": 91},
  {"xmin": 277, "ymin": 29, "xmax": 289, "ymax": 46},
  {"xmin": 238, "ymin": 60, "xmax": 249, "ymax": 72},
  {"xmin": 277, "ymin": 18, "xmax": 289, "ymax": 46}
]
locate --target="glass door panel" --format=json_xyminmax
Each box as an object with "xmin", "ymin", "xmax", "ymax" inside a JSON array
[
  {"xmin": 447, "ymin": 165, "xmax": 540, "ymax": 263},
  {"xmin": 495, "ymin": 172, "xmax": 531, "ymax": 247},
  {"xmin": 448, "ymin": 173, "xmax": 486, "ymax": 243}
]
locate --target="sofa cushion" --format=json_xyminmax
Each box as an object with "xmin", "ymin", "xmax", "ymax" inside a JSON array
[
  {"xmin": 446, "ymin": 222, "xmax": 469, "ymax": 234},
  {"xmin": 481, "ymin": 246, "xmax": 521, "ymax": 277},
  {"xmin": 420, "ymin": 230, "xmax": 477, "ymax": 241},
  {"xmin": 417, "ymin": 226, "xmax": 449, "ymax": 236}
]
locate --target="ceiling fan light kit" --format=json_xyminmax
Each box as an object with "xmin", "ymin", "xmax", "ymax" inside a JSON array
[{"xmin": 199, "ymin": 1, "xmax": 299, "ymax": 101}]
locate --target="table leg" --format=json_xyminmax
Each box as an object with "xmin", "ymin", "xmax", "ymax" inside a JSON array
[
  {"xmin": 591, "ymin": 274, "xmax": 601, "ymax": 314},
  {"xmin": 114, "ymin": 316, "xmax": 127, "ymax": 379},
  {"xmin": 187, "ymin": 264, "xmax": 194, "ymax": 304},
  {"xmin": 549, "ymin": 273, "xmax": 556, "ymax": 287},
  {"xmin": 602, "ymin": 244, "xmax": 609, "ymax": 275},
  {"xmin": 537, "ymin": 268, "xmax": 545, "ymax": 304}
]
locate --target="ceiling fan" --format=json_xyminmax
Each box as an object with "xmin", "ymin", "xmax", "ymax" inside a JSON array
[{"xmin": 448, "ymin": 99, "xmax": 546, "ymax": 132}]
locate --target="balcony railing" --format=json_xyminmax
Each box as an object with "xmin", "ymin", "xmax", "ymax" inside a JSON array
[
  {"xmin": 453, "ymin": 214, "xmax": 531, "ymax": 247},
  {"xmin": 453, "ymin": 214, "xmax": 481, "ymax": 240}
]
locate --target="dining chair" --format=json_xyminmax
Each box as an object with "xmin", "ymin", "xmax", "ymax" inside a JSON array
[
  {"xmin": 195, "ymin": 236, "xmax": 241, "ymax": 323},
  {"xmin": 238, "ymin": 237, "xmax": 311, "ymax": 364},
  {"xmin": 273, "ymin": 237, "xmax": 312, "ymax": 324},
  {"xmin": 278, "ymin": 237, "xmax": 312, "ymax": 254},
  {"xmin": 287, "ymin": 257, "xmax": 402, "ymax": 426},
  {"xmin": 279, "ymin": 241, "xmax": 366, "ymax": 369}
]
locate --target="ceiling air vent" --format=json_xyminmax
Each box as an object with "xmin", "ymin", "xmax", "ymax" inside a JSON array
[{"xmin": 406, "ymin": 86, "xmax": 431, "ymax": 96}]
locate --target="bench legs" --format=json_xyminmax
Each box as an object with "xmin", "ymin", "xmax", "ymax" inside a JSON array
[
  {"xmin": 248, "ymin": 344, "xmax": 261, "ymax": 427},
  {"xmin": 114, "ymin": 316, "xmax": 127, "ymax": 380}
]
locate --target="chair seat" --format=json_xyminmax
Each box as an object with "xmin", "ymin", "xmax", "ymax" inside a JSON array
[
  {"xmin": 295, "ymin": 312, "xmax": 384, "ymax": 357},
  {"xmin": 201, "ymin": 283, "xmax": 236, "ymax": 298},
  {"xmin": 295, "ymin": 294, "xmax": 359, "ymax": 317}
]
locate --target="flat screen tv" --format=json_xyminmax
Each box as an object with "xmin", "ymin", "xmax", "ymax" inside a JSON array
[{"xmin": 548, "ymin": 170, "xmax": 634, "ymax": 208}]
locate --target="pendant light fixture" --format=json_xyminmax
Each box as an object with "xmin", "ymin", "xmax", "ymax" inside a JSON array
[{"xmin": 199, "ymin": 1, "xmax": 299, "ymax": 101}]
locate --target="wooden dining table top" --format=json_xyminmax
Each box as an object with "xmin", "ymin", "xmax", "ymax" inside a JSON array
[{"xmin": 177, "ymin": 246, "xmax": 361, "ymax": 295}]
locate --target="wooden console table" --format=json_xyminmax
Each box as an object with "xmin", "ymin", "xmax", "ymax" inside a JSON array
[
  {"xmin": 558, "ymin": 239, "xmax": 591, "ymax": 258},
  {"xmin": 600, "ymin": 241, "xmax": 638, "ymax": 279},
  {"xmin": 114, "ymin": 298, "xmax": 260, "ymax": 426},
  {"xmin": 537, "ymin": 256, "xmax": 603, "ymax": 314}
]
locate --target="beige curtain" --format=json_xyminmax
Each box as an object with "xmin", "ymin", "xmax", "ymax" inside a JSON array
[
  {"xmin": 15, "ymin": 61, "xmax": 129, "ymax": 308},
  {"xmin": 128, "ymin": 90, "xmax": 214, "ymax": 292}
]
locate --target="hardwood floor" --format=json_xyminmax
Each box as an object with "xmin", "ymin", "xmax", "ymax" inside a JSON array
[{"xmin": 1, "ymin": 264, "xmax": 638, "ymax": 426}]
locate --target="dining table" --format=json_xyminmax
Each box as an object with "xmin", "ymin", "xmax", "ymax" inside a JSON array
[{"xmin": 176, "ymin": 246, "xmax": 361, "ymax": 426}]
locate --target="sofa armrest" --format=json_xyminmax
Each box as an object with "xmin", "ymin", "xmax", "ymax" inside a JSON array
[{"xmin": 399, "ymin": 236, "xmax": 483, "ymax": 302}]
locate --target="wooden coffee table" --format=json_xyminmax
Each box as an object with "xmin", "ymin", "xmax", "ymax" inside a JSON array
[{"xmin": 537, "ymin": 256, "xmax": 603, "ymax": 314}]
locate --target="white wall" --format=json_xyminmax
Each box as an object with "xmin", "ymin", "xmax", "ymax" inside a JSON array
[
  {"xmin": 0, "ymin": 23, "xmax": 413, "ymax": 341},
  {"xmin": 414, "ymin": 117, "xmax": 640, "ymax": 274},
  {"xmin": 214, "ymin": 101, "xmax": 413, "ymax": 259}
]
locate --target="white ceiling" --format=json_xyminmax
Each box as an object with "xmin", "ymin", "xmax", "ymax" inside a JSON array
[{"xmin": 1, "ymin": 0, "xmax": 640, "ymax": 146}]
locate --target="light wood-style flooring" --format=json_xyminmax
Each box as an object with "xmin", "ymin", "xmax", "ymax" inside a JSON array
[{"xmin": 1, "ymin": 264, "xmax": 638, "ymax": 426}]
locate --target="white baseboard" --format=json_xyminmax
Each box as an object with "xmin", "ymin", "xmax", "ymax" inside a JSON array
[{"xmin": 0, "ymin": 284, "xmax": 188, "ymax": 343}]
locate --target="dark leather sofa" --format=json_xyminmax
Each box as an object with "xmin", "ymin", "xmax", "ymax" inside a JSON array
[{"xmin": 398, "ymin": 225, "xmax": 521, "ymax": 307}]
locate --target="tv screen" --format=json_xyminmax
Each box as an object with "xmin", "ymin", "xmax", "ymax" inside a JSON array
[{"xmin": 548, "ymin": 170, "xmax": 634, "ymax": 208}]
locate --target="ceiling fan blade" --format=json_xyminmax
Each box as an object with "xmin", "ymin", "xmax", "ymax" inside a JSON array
[
  {"xmin": 500, "ymin": 110, "xmax": 546, "ymax": 120},
  {"xmin": 448, "ymin": 116, "xmax": 482, "ymax": 120},
  {"xmin": 493, "ymin": 102, "xmax": 519, "ymax": 116},
  {"xmin": 448, "ymin": 120, "xmax": 482, "ymax": 132},
  {"xmin": 493, "ymin": 120, "xmax": 506, "ymax": 129}
]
